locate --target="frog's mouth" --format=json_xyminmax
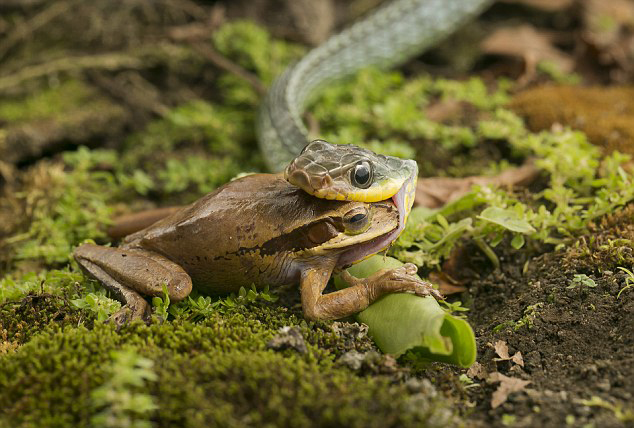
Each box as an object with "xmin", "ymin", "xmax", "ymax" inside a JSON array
[{"xmin": 337, "ymin": 174, "xmax": 416, "ymax": 268}]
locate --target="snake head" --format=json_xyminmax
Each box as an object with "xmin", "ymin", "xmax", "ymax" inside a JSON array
[
  {"xmin": 285, "ymin": 139, "xmax": 418, "ymax": 203},
  {"xmin": 285, "ymin": 139, "xmax": 418, "ymax": 233}
]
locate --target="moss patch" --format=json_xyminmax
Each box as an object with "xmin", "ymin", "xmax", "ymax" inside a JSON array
[
  {"xmin": 508, "ymin": 85, "xmax": 634, "ymax": 156},
  {"xmin": 563, "ymin": 204, "xmax": 634, "ymax": 273},
  {"xmin": 0, "ymin": 306, "xmax": 459, "ymax": 427}
]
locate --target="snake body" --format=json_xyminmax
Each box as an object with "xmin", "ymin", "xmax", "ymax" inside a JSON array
[{"xmin": 257, "ymin": 0, "xmax": 493, "ymax": 173}]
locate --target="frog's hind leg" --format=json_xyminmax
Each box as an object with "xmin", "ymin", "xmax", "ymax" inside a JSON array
[{"xmin": 73, "ymin": 243, "xmax": 193, "ymax": 325}]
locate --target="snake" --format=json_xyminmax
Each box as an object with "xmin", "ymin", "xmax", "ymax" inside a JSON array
[{"xmin": 257, "ymin": 0, "xmax": 493, "ymax": 204}]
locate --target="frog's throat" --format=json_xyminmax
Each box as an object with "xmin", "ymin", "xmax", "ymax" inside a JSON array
[{"xmin": 337, "ymin": 174, "xmax": 416, "ymax": 268}]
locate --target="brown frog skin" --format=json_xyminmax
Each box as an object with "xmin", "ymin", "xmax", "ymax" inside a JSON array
[{"xmin": 74, "ymin": 174, "xmax": 437, "ymax": 324}]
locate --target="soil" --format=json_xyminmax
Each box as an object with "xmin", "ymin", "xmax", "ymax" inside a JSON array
[{"xmin": 465, "ymin": 245, "xmax": 634, "ymax": 427}]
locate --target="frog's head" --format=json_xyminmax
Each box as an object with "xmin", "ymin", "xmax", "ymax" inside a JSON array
[
  {"xmin": 285, "ymin": 139, "xmax": 417, "ymax": 232},
  {"xmin": 297, "ymin": 181, "xmax": 415, "ymax": 269}
]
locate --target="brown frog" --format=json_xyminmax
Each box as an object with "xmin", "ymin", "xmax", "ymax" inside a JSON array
[{"xmin": 74, "ymin": 173, "xmax": 439, "ymax": 324}]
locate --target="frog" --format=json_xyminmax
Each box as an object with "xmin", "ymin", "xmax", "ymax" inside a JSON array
[{"xmin": 74, "ymin": 173, "xmax": 440, "ymax": 325}]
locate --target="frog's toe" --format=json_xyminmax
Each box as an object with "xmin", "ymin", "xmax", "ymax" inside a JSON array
[
  {"xmin": 402, "ymin": 263, "xmax": 418, "ymax": 275},
  {"xmin": 108, "ymin": 299, "xmax": 151, "ymax": 329},
  {"xmin": 412, "ymin": 281, "xmax": 443, "ymax": 300}
]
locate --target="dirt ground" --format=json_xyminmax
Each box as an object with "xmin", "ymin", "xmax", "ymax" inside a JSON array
[{"xmin": 467, "ymin": 240, "xmax": 634, "ymax": 426}]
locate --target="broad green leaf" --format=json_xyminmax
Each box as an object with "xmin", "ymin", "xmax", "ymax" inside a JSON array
[
  {"xmin": 335, "ymin": 256, "xmax": 476, "ymax": 367},
  {"xmin": 477, "ymin": 206, "xmax": 536, "ymax": 234}
]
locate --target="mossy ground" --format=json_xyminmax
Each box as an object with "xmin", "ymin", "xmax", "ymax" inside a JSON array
[
  {"xmin": 1, "ymin": 3, "xmax": 634, "ymax": 427},
  {"xmin": 1, "ymin": 291, "xmax": 458, "ymax": 427}
]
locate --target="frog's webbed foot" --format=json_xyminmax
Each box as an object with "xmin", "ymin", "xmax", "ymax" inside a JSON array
[
  {"xmin": 73, "ymin": 244, "xmax": 193, "ymax": 326},
  {"xmin": 341, "ymin": 263, "xmax": 443, "ymax": 301},
  {"xmin": 109, "ymin": 301, "xmax": 151, "ymax": 329},
  {"xmin": 300, "ymin": 263, "xmax": 442, "ymax": 322}
]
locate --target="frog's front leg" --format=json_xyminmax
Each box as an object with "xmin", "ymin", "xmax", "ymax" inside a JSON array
[
  {"xmin": 73, "ymin": 244, "xmax": 193, "ymax": 325},
  {"xmin": 300, "ymin": 262, "xmax": 442, "ymax": 321}
]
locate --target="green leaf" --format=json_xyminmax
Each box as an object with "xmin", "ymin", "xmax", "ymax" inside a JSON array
[
  {"xmin": 477, "ymin": 206, "xmax": 536, "ymax": 234},
  {"xmin": 511, "ymin": 233, "xmax": 525, "ymax": 249},
  {"xmin": 335, "ymin": 255, "xmax": 476, "ymax": 367}
]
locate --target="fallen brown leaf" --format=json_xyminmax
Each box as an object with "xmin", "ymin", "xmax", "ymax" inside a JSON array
[
  {"xmin": 488, "ymin": 372, "xmax": 531, "ymax": 409},
  {"xmin": 428, "ymin": 271, "xmax": 468, "ymax": 295},
  {"xmin": 481, "ymin": 25, "xmax": 574, "ymax": 83},
  {"xmin": 511, "ymin": 352, "xmax": 525, "ymax": 367},
  {"xmin": 493, "ymin": 340, "xmax": 511, "ymax": 359},
  {"xmin": 467, "ymin": 361, "xmax": 488, "ymax": 380},
  {"xmin": 492, "ymin": 340, "xmax": 525, "ymax": 367},
  {"xmin": 424, "ymin": 99, "xmax": 465, "ymax": 123},
  {"xmin": 581, "ymin": 0, "xmax": 634, "ymax": 82},
  {"xmin": 415, "ymin": 162, "xmax": 539, "ymax": 209}
]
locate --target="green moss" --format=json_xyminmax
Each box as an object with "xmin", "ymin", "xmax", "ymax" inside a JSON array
[
  {"xmin": 0, "ymin": 292, "xmax": 89, "ymax": 345},
  {"xmin": 311, "ymin": 69, "xmax": 511, "ymax": 157},
  {"xmin": 563, "ymin": 204, "xmax": 634, "ymax": 273},
  {"xmin": 6, "ymin": 160, "xmax": 115, "ymax": 264},
  {"xmin": 0, "ymin": 310, "xmax": 459, "ymax": 427},
  {"xmin": 91, "ymin": 349, "xmax": 158, "ymax": 428},
  {"xmin": 212, "ymin": 21, "xmax": 304, "ymax": 85},
  {"xmin": 0, "ymin": 80, "xmax": 93, "ymax": 123},
  {"xmin": 508, "ymin": 85, "xmax": 634, "ymax": 156},
  {"xmin": 0, "ymin": 267, "xmax": 85, "ymax": 304}
]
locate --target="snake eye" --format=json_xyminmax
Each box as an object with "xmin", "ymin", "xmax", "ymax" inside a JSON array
[
  {"xmin": 351, "ymin": 161, "xmax": 373, "ymax": 189},
  {"xmin": 343, "ymin": 206, "xmax": 371, "ymax": 235}
]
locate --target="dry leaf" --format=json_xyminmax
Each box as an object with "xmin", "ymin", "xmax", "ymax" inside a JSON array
[
  {"xmin": 492, "ymin": 340, "xmax": 525, "ymax": 367},
  {"xmin": 581, "ymin": 0, "xmax": 634, "ymax": 81},
  {"xmin": 416, "ymin": 162, "xmax": 539, "ymax": 209},
  {"xmin": 511, "ymin": 352, "xmax": 525, "ymax": 367},
  {"xmin": 494, "ymin": 340, "xmax": 511, "ymax": 359},
  {"xmin": 428, "ymin": 271, "xmax": 467, "ymax": 295},
  {"xmin": 583, "ymin": 0, "xmax": 634, "ymax": 48},
  {"xmin": 481, "ymin": 25, "xmax": 574, "ymax": 82},
  {"xmin": 467, "ymin": 361, "xmax": 488, "ymax": 380},
  {"xmin": 488, "ymin": 372, "xmax": 531, "ymax": 409},
  {"xmin": 424, "ymin": 99, "xmax": 465, "ymax": 122}
]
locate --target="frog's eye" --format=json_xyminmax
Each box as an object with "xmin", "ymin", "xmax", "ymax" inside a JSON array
[
  {"xmin": 351, "ymin": 161, "xmax": 373, "ymax": 189},
  {"xmin": 343, "ymin": 206, "xmax": 371, "ymax": 235}
]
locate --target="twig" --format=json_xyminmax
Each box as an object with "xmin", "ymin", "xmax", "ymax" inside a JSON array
[
  {"xmin": 89, "ymin": 71, "xmax": 170, "ymax": 118},
  {"xmin": 0, "ymin": 53, "xmax": 143, "ymax": 92},
  {"xmin": 0, "ymin": 0, "xmax": 76, "ymax": 62},
  {"xmin": 190, "ymin": 41, "xmax": 266, "ymax": 96}
]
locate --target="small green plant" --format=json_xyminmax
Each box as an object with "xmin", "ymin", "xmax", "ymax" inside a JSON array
[
  {"xmin": 169, "ymin": 294, "xmax": 215, "ymax": 322},
  {"xmin": 168, "ymin": 284, "xmax": 278, "ymax": 322},
  {"xmin": 536, "ymin": 60, "xmax": 581, "ymax": 85},
  {"xmin": 151, "ymin": 285, "xmax": 170, "ymax": 323},
  {"xmin": 90, "ymin": 349, "xmax": 158, "ymax": 428},
  {"xmin": 577, "ymin": 396, "xmax": 634, "ymax": 423},
  {"xmin": 493, "ymin": 303, "xmax": 544, "ymax": 333},
  {"xmin": 0, "ymin": 268, "xmax": 85, "ymax": 303},
  {"xmin": 501, "ymin": 414, "xmax": 517, "ymax": 426},
  {"xmin": 392, "ymin": 209, "xmax": 473, "ymax": 268},
  {"xmin": 617, "ymin": 267, "xmax": 634, "ymax": 299},
  {"xmin": 567, "ymin": 274, "xmax": 597, "ymax": 290},
  {"xmin": 440, "ymin": 300, "xmax": 470, "ymax": 316},
  {"xmin": 220, "ymin": 284, "xmax": 278, "ymax": 309},
  {"xmin": 458, "ymin": 373, "xmax": 479, "ymax": 389},
  {"xmin": 71, "ymin": 291, "xmax": 121, "ymax": 322}
]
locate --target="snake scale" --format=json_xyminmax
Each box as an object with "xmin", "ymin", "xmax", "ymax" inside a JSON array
[{"xmin": 257, "ymin": 0, "xmax": 493, "ymax": 173}]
